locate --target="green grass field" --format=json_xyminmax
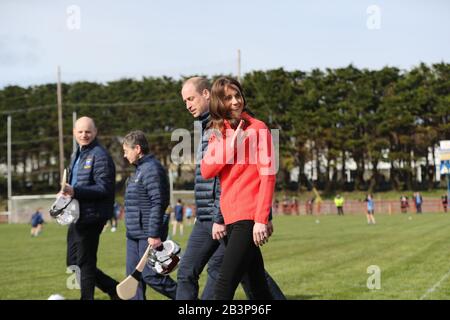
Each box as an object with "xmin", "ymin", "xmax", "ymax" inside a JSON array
[{"xmin": 1, "ymin": 213, "xmax": 450, "ymax": 300}]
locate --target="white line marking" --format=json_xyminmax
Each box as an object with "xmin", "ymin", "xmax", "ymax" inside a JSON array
[{"xmin": 420, "ymin": 268, "xmax": 450, "ymax": 300}]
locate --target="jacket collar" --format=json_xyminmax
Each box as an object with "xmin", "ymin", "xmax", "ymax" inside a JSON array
[
  {"xmin": 135, "ymin": 153, "xmax": 153, "ymax": 167},
  {"xmin": 199, "ymin": 111, "xmax": 210, "ymax": 129},
  {"xmin": 224, "ymin": 111, "xmax": 252, "ymax": 130},
  {"xmin": 79, "ymin": 139, "xmax": 99, "ymax": 153}
]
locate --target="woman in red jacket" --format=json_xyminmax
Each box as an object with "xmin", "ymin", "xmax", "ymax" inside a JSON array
[{"xmin": 201, "ymin": 77, "xmax": 276, "ymax": 300}]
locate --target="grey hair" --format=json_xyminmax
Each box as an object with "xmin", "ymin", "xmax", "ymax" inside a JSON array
[{"xmin": 123, "ymin": 130, "xmax": 150, "ymax": 154}]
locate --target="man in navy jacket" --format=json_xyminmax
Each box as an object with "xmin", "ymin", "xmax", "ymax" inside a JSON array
[
  {"xmin": 62, "ymin": 117, "xmax": 119, "ymax": 300},
  {"xmin": 123, "ymin": 130, "xmax": 177, "ymax": 300}
]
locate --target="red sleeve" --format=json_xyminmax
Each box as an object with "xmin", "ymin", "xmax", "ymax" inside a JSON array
[
  {"xmin": 254, "ymin": 127, "xmax": 276, "ymax": 224},
  {"xmin": 200, "ymin": 131, "xmax": 236, "ymax": 179}
]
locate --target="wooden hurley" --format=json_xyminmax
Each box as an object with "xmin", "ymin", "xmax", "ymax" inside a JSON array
[
  {"xmin": 61, "ymin": 169, "xmax": 67, "ymax": 191},
  {"xmin": 116, "ymin": 245, "xmax": 152, "ymax": 300}
]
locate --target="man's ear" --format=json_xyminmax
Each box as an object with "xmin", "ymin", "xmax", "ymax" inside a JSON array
[{"xmin": 202, "ymin": 89, "xmax": 210, "ymax": 100}]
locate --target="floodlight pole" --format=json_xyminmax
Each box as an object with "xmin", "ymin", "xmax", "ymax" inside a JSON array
[{"xmin": 7, "ymin": 116, "xmax": 12, "ymax": 223}]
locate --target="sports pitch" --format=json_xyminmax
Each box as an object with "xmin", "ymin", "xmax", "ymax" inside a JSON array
[{"xmin": 1, "ymin": 213, "xmax": 450, "ymax": 300}]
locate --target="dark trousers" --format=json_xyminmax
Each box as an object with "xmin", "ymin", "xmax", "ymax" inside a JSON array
[
  {"xmin": 66, "ymin": 222, "xmax": 118, "ymax": 300},
  {"xmin": 176, "ymin": 219, "xmax": 222, "ymax": 300},
  {"xmin": 176, "ymin": 219, "xmax": 285, "ymax": 300},
  {"xmin": 337, "ymin": 207, "xmax": 344, "ymax": 215},
  {"xmin": 214, "ymin": 220, "xmax": 273, "ymax": 300},
  {"xmin": 126, "ymin": 238, "xmax": 177, "ymax": 300},
  {"xmin": 416, "ymin": 204, "xmax": 422, "ymax": 213}
]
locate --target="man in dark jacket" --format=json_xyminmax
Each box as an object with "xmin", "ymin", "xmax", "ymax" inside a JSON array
[
  {"xmin": 176, "ymin": 77, "xmax": 285, "ymax": 300},
  {"xmin": 62, "ymin": 117, "xmax": 119, "ymax": 300},
  {"xmin": 123, "ymin": 130, "xmax": 177, "ymax": 300}
]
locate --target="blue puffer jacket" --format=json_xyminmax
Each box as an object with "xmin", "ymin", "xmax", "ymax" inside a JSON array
[
  {"xmin": 68, "ymin": 139, "xmax": 115, "ymax": 224},
  {"xmin": 195, "ymin": 112, "xmax": 224, "ymax": 224},
  {"xmin": 125, "ymin": 154, "xmax": 170, "ymax": 240}
]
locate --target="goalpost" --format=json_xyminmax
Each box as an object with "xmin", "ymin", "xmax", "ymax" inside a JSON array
[
  {"xmin": 8, "ymin": 191, "xmax": 196, "ymax": 224},
  {"xmin": 6, "ymin": 169, "xmax": 196, "ymax": 224},
  {"xmin": 9, "ymin": 194, "xmax": 56, "ymax": 224}
]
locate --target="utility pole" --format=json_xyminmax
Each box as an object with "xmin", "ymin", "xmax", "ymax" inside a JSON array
[
  {"xmin": 237, "ymin": 49, "xmax": 241, "ymax": 83},
  {"xmin": 7, "ymin": 116, "xmax": 12, "ymax": 222},
  {"xmin": 57, "ymin": 66, "xmax": 64, "ymax": 179}
]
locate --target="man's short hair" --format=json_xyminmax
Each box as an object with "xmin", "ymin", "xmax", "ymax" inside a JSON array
[
  {"xmin": 183, "ymin": 77, "xmax": 211, "ymax": 94},
  {"xmin": 123, "ymin": 130, "xmax": 150, "ymax": 154}
]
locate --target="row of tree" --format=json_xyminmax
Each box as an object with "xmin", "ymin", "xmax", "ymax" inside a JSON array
[{"xmin": 0, "ymin": 63, "xmax": 449, "ymax": 196}]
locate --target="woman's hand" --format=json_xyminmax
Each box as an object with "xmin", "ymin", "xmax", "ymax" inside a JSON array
[
  {"xmin": 230, "ymin": 119, "xmax": 244, "ymax": 148},
  {"xmin": 253, "ymin": 222, "xmax": 269, "ymax": 247}
]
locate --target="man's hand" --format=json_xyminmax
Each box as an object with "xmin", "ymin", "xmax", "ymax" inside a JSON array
[
  {"xmin": 267, "ymin": 220, "xmax": 274, "ymax": 238},
  {"xmin": 148, "ymin": 237, "xmax": 162, "ymax": 250},
  {"xmin": 62, "ymin": 183, "xmax": 74, "ymax": 197},
  {"xmin": 212, "ymin": 223, "xmax": 227, "ymax": 240},
  {"xmin": 253, "ymin": 222, "xmax": 269, "ymax": 247}
]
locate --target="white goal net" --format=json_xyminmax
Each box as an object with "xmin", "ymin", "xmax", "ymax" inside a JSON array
[{"xmin": 10, "ymin": 194, "xmax": 56, "ymax": 224}]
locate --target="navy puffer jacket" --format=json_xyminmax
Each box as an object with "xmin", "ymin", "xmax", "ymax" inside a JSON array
[
  {"xmin": 125, "ymin": 154, "xmax": 170, "ymax": 240},
  {"xmin": 195, "ymin": 112, "xmax": 224, "ymax": 224},
  {"xmin": 68, "ymin": 139, "xmax": 115, "ymax": 224}
]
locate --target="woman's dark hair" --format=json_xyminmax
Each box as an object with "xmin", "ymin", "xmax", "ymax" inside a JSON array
[
  {"xmin": 123, "ymin": 130, "xmax": 150, "ymax": 154},
  {"xmin": 209, "ymin": 77, "xmax": 248, "ymax": 132}
]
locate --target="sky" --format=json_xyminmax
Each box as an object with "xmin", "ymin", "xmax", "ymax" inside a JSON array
[{"xmin": 0, "ymin": 0, "xmax": 449, "ymax": 88}]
